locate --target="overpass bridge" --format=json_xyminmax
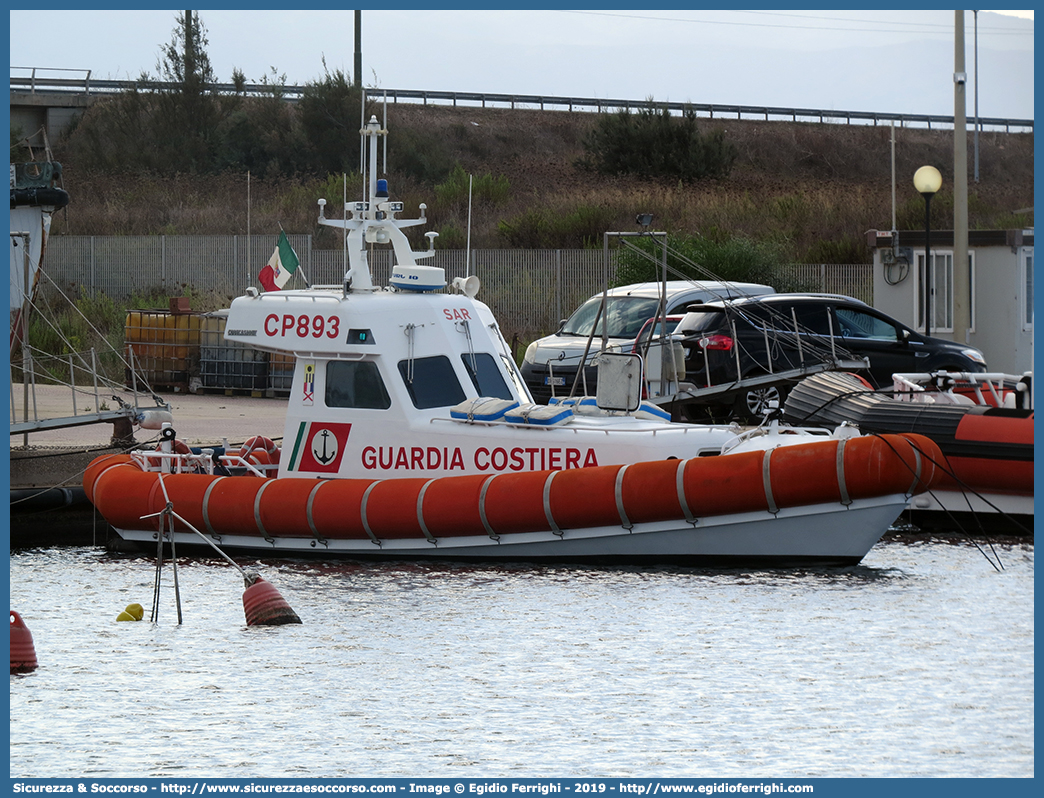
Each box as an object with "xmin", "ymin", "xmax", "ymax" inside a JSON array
[
  {"xmin": 10, "ymin": 69, "xmax": 95, "ymax": 148},
  {"xmin": 11, "ymin": 65, "xmax": 1035, "ymax": 149}
]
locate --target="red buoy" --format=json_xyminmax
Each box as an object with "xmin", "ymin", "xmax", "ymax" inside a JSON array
[
  {"xmin": 10, "ymin": 611, "xmax": 38, "ymax": 674},
  {"xmin": 242, "ymin": 576, "xmax": 302, "ymax": 626}
]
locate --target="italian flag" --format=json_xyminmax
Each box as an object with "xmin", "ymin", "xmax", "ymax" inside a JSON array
[{"xmin": 258, "ymin": 231, "xmax": 300, "ymax": 291}]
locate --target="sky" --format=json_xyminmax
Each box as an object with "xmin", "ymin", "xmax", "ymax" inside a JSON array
[{"xmin": 7, "ymin": 9, "xmax": 1036, "ymax": 120}]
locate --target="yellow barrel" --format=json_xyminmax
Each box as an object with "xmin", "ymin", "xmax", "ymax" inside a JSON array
[{"xmin": 124, "ymin": 309, "xmax": 202, "ymax": 388}]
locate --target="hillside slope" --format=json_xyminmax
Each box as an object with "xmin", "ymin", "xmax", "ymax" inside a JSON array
[{"xmin": 51, "ymin": 103, "xmax": 1033, "ymax": 261}]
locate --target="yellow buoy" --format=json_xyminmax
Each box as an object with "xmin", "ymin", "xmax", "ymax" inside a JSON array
[{"xmin": 117, "ymin": 603, "xmax": 145, "ymax": 622}]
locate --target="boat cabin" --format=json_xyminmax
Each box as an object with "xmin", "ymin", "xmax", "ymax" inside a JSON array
[{"xmin": 223, "ymin": 117, "xmax": 739, "ymax": 481}]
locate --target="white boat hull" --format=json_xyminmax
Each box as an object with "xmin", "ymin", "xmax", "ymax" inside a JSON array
[
  {"xmin": 110, "ymin": 494, "xmax": 909, "ymax": 566},
  {"xmin": 906, "ymin": 490, "xmax": 1033, "ymax": 535}
]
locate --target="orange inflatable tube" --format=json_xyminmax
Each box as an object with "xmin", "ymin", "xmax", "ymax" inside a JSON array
[{"xmin": 84, "ymin": 433, "xmax": 941, "ymax": 541}]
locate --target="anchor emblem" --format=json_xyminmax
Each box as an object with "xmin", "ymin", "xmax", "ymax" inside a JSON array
[
  {"xmin": 296, "ymin": 421, "xmax": 352, "ymax": 473},
  {"xmin": 311, "ymin": 428, "xmax": 338, "ymax": 465}
]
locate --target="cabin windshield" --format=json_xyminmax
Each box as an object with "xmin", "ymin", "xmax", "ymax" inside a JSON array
[
  {"xmin": 397, "ymin": 355, "xmax": 467, "ymax": 409},
  {"xmin": 460, "ymin": 353, "xmax": 512, "ymax": 400},
  {"xmin": 499, "ymin": 353, "xmax": 529, "ymax": 399}
]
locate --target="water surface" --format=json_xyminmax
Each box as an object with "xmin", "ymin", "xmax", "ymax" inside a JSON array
[{"xmin": 9, "ymin": 539, "xmax": 1034, "ymax": 778}]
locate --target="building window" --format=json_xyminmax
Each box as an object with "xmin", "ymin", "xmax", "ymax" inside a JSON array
[
  {"xmin": 915, "ymin": 250, "xmax": 975, "ymax": 334},
  {"xmin": 1023, "ymin": 248, "xmax": 1034, "ymax": 331},
  {"xmin": 916, "ymin": 251, "xmax": 952, "ymax": 332}
]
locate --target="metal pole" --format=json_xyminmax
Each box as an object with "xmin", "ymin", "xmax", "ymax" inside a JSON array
[
  {"xmin": 954, "ymin": 10, "xmax": 970, "ymax": 343},
  {"xmin": 21, "ymin": 232, "xmax": 31, "ymax": 447},
  {"xmin": 973, "ymin": 10, "xmax": 980, "ymax": 182},
  {"xmin": 659, "ymin": 232, "xmax": 667, "ymax": 367},
  {"xmin": 354, "ymin": 11, "xmax": 362, "ymax": 89},
  {"xmin": 169, "ymin": 512, "xmax": 183, "ymax": 625},
  {"xmin": 924, "ymin": 193, "xmax": 933, "ymax": 338},
  {"xmin": 555, "ymin": 249, "xmax": 562, "ymax": 327},
  {"xmin": 890, "ymin": 123, "xmax": 897, "ymax": 232},
  {"xmin": 151, "ymin": 529, "xmax": 163, "ymax": 623},
  {"xmin": 247, "ymin": 171, "xmax": 251, "ymax": 291}
]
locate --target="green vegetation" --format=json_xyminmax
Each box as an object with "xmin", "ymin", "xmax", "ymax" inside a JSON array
[
  {"xmin": 497, "ymin": 204, "xmax": 619, "ymax": 248},
  {"xmin": 613, "ymin": 231, "xmax": 814, "ymax": 291},
  {"xmin": 296, "ymin": 64, "xmax": 366, "ymax": 177},
  {"xmin": 435, "ymin": 164, "xmax": 511, "ymax": 208},
  {"xmin": 576, "ymin": 105, "xmax": 737, "ymax": 182}
]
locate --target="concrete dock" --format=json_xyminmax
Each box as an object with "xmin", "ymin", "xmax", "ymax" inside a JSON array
[
  {"xmin": 10, "ymin": 385, "xmax": 289, "ymax": 546},
  {"xmin": 11, "ymin": 386, "xmax": 287, "ymax": 483},
  {"xmin": 10, "ymin": 383, "xmax": 288, "ymax": 452}
]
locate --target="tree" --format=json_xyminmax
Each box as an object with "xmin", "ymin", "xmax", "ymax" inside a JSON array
[
  {"xmin": 143, "ymin": 11, "xmax": 222, "ymax": 169},
  {"xmin": 61, "ymin": 11, "xmax": 236, "ymax": 174},
  {"xmin": 298, "ymin": 64, "xmax": 364, "ymax": 176},
  {"xmin": 157, "ymin": 11, "xmax": 216, "ymax": 94}
]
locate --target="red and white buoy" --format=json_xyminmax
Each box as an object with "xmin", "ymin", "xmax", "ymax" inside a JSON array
[
  {"xmin": 242, "ymin": 573, "xmax": 302, "ymax": 626},
  {"xmin": 10, "ymin": 611, "xmax": 38, "ymax": 674}
]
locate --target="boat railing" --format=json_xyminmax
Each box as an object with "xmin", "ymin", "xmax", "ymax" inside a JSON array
[
  {"xmin": 130, "ymin": 449, "xmax": 278, "ymax": 478},
  {"xmin": 892, "ymin": 371, "xmax": 1033, "ymax": 410},
  {"xmin": 132, "ymin": 449, "xmax": 216, "ymax": 475},
  {"xmin": 636, "ymin": 317, "xmax": 871, "ymax": 409},
  {"xmin": 217, "ymin": 454, "xmax": 278, "ymax": 478}
]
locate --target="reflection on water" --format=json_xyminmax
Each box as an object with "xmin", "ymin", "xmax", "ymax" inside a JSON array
[{"xmin": 10, "ymin": 539, "xmax": 1034, "ymax": 778}]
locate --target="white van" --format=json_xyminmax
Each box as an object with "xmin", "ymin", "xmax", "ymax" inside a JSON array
[{"xmin": 520, "ymin": 280, "xmax": 775, "ymax": 403}]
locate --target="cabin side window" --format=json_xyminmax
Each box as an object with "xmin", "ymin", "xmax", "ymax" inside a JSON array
[
  {"xmin": 397, "ymin": 355, "xmax": 467, "ymax": 409},
  {"xmin": 460, "ymin": 353, "xmax": 512, "ymax": 400},
  {"xmin": 325, "ymin": 361, "xmax": 392, "ymax": 409}
]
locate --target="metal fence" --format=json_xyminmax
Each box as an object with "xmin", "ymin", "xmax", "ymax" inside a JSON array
[{"xmin": 43, "ymin": 235, "xmax": 872, "ymax": 336}]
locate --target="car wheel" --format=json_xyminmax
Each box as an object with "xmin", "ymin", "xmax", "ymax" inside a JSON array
[{"xmin": 733, "ymin": 383, "xmax": 787, "ymax": 423}]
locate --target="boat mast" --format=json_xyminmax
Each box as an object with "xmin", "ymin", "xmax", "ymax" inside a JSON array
[{"xmin": 317, "ymin": 115, "xmax": 439, "ymax": 295}]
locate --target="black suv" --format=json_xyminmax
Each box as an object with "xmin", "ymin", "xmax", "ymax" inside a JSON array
[{"xmin": 672, "ymin": 294, "xmax": 988, "ymax": 419}]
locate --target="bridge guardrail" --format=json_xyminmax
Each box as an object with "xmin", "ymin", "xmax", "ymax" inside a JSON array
[{"xmin": 10, "ymin": 70, "xmax": 1033, "ymax": 132}]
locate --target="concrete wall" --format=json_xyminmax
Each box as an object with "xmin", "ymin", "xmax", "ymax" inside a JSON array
[{"xmin": 10, "ymin": 92, "xmax": 89, "ymax": 148}]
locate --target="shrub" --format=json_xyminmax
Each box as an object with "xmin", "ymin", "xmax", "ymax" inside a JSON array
[
  {"xmin": 802, "ymin": 235, "xmax": 871, "ymax": 265},
  {"xmin": 10, "ymin": 125, "xmax": 31, "ymax": 162},
  {"xmin": 390, "ymin": 125, "xmax": 455, "ymax": 185},
  {"xmin": 577, "ymin": 105, "xmax": 737, "ymax": 182},
  {"xmin": 497, "ymin": 203, "xmax": 617, "ymax": 248},
  {"xmin": 297, "ymin": 66, "xmax": 364, "ymax": 176},
  {"xmin": 613, "ymin": 231, "xmax": 789, "ymax": 287},
  {"xmin": 435, "ymin": 164, "xmax": 511, "ymax": 207}
]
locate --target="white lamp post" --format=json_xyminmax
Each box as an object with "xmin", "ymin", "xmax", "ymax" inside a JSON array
[{"xmin": 913, "ymin": 165, "xmax": 943, "ymax": 336}]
